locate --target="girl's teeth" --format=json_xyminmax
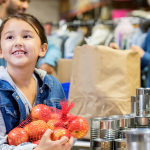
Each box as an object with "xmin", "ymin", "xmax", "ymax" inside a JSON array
[{"xmin": 14, "ymin": 52, "xmax": 25, "ymax": 55}]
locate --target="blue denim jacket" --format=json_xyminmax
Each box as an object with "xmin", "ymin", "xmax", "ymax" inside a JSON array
[
  {"xmin": 0, "ymin": 67, "xmax": 77, "ymax": 150},
  {"xmin": 0, "ymin": 72, "xmax": 66, "ymax": 134}
]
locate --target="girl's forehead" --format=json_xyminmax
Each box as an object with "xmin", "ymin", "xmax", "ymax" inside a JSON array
[
  {"xmin": 3, "ymin": 18, "xmax": 36, "ymax": 32},
  {"xmin": 5, "ymin": 18, "xmax": 31, "ymax": 27}
]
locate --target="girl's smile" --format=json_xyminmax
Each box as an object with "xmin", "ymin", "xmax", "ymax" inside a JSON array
[{"xmin": 12, "ymin": 50, "xmax": 27, "ymax": 57}]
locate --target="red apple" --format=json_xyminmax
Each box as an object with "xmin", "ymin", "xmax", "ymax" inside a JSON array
[
  {"xmin": 67, "ymin": 113, "xmax": 75, "ymax": 118},
  {"xmin": 47, "ymin": 119, "xmax": 63, "ymax": 130},
  {"xmin": 67, "ymin": 116, "xmax": 89, "ymax": 138},
  {"xmin": 32, "ymin": 140, "xmax": 40, "ymax": 145},
  {"xmin": 23, "ymin": 123, "xmax": 30, "ymax": 133},
  {"xmin": 31, "ymin": 104, "xmax": 51, "ymax": 122},
  {"xmin": 62, "ymin": 113, "xmax": 76, "ymax": 126},
  {"xmin": 51, "ymin": 113, "xmax": 61, "ymax": 120},
  {"xmin": 50, "ymin": 127, "xmax": 71, "ymax": 141},
  {"xmin": 8, "ymin": 128, "xmax": 29, "ymax": 146},
  {"xmin": 28, "ymin": 120, "xmax": 48, "ymax": 141}
]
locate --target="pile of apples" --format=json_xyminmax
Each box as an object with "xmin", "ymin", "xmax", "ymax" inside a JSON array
[{"xmin": 7, "ymin": 102, "xmax": 89, "ymax": 146}]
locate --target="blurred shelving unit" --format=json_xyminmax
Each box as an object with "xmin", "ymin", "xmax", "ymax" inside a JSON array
[
  {"xmin": 60, "ymin": 0, "xmax": 111, "ymax": 19},
  {"xmin": 112, "ymin": 0, "xmax": 149, "ymax": 19},
  {"xmin": 60, "ymin": 0, "xmax": 112, "ymax": 21},
  {"xmin": 112, "ymin": 0, "xmax": 138, "ymax": 9}
]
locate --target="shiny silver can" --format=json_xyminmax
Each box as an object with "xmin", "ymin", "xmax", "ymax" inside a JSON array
[{"xmin": 122, "ymin": 128, "xmax": 150, "ymax": 150}]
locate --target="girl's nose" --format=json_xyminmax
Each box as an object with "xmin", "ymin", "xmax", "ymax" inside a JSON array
[
  {"xmin": 14, "ymin": 38, "xmax": 24, "ymax": 47},
  {"xmin": 15, "ymin": 42, "xmax": 23, "ymax": 47}
]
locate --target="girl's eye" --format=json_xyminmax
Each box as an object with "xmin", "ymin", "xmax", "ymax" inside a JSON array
[
  {"xmin": 24, "ymin": 35, "xmax": 31, "ymax": 38},
  {"xmin": 7, "ymin": 36, "xmax": 14, "ymax": 39}
]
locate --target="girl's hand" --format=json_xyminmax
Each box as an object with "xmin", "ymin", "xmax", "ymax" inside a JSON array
[
  {"xmin": 130, "ymin": 45, "xmax": 145, "ymax": 58},
  {"xmin": 33, "ymin": 129, "xmax": 71, "ymax": 150},
  {"xmin": 61, "ymin": 136, "xmax": 74, "ymax": 150}
]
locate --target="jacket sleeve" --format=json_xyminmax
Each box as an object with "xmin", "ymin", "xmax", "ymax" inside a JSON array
[
  {"xmin": 141, "ymin": 29, "xmax": 150, "ymax": 70},
  {"xmin": 0, "ymin": 111, "xmax": 37, "ymax": 150},
  {"xmin": 141, "ymin": 52, "xmax": 150, "ymax": 70}
]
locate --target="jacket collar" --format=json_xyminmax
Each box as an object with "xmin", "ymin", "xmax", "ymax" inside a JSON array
[
  {"xmin": 34, "ymin": 72, "xmax": 53, "ymax": 91},
  {"xmin": 34, "ymin": 68, "xmax": 53, "ymax": 91},
  {"xmin": 0, "ymin": 67, "xmax": 52, "ymax": 91},
  {"xmin": 0, "ymin": 80, "xmax": 15, "ymax": 91}
]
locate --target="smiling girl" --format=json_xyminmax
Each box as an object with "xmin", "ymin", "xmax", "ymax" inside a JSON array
[{"xmin": 0, "ymin": 13, "xmax": 73, "ymax": 150}]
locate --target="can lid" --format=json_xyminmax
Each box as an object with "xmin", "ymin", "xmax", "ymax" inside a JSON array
[
  {"xmin": 136, "ymin": 88, "xmax": 145, "ymax": 95},
  {"xmin": 91, "ymin": 117, "xmax": 118, "ymax": 121},
  {"xmin": 114, "ymin": 139, "xmax": 126, "ymax": 142},
  {"xmin": 109, "ymin": 115, "xmax": 134, "ymax": 119},
  {"xmin": 122, "ymin": 128, "xmax": 150, "ymax": 134},
  {"xmin": 126, "ymin": 113, "xmax": 136, "ymax": 117},
  {"xmin": 93, "ymin": 138, "xmax": 113, "ymax": 142}
]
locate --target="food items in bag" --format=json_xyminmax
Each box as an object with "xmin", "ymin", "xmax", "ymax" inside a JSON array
[
  {"xmin": 51, "ymin": 127, "xmax": 71, "ymax": 141},
  {"xmin": 51, "ymin": 113, "xmax": 61, "ymax": 119},
  {"xmin": 23, "ymin": 123, "xmax": 30, "ymax": 133},
  {"xmin": 28, "ymin": 120, "xmax": 48, "ymax": 141},
  {"xmin": 67, "ymin": 116, "xmax": 89, "ymax": 138},
  {"xmin": 31, "ymin": 104, "xmax": 51, "ymax": 122},
  {"xmin": 47, "ymin": 119, "xmax": 63, "ymax": 130},
  {"xmin": 8, "ymin": 101, "xmax": 89, "ymax": 146},
  {"xmin": 8, "ymin": 128, "xmax": 29, "ymax": 146},
  {"xmin": 62, "ymin": 113, "xmax": 76, "ymax": 126}
]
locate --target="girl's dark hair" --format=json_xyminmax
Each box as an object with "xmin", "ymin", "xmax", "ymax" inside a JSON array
[{"xmin": 0, "ymin": 13, "xmax": 48, "ymax": 45}]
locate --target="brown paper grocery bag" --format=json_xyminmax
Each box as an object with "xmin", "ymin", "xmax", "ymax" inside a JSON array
[{"xmin": 69, "ymin": 45, "xmax": 140, "ymax": 139}]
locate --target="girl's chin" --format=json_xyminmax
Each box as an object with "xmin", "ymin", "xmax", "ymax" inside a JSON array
[{"xmin": 7, "ymin": 62, "xmax": 29, "ymax": 68}]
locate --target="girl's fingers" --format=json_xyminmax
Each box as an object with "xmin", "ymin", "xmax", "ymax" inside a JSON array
[
  {"xmin": 42, "ymin": 129, "xmax": 53, "ymax": 140},
  {"xmin": 59, "ymin": 136, "xmax": 69, "ymax": 145},
  {"xmin": 69, "ymin": 136, "xmax": 74, "ymax": 144}
]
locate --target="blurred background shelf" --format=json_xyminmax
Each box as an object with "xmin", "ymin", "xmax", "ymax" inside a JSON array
[{"xmin": 61, "ymin": 0, "xmax": 111, "ymax": 19}]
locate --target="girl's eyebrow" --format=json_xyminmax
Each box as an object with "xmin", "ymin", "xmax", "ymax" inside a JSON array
[
  {"xmin": 4, "ymin": 31, "xmax": 14, "ymax": 35},
  {"xmin": 4, "ymin": 30, "xmax": 34, "ymax": 35}
]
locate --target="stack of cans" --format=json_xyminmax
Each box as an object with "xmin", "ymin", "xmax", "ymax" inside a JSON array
[
  {"xmin": 109, "ymin": 115, "xmax": 134, "ymax": 139},
  {"xmin": 90, "ymin": 87, "xmax": 150, "ymax": 150},
  {"xmin": 91, "ymin": 117, "xmax": 119, "ymax": 150}
]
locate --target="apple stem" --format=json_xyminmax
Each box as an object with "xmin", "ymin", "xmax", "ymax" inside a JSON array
[{"xmin": 59, "ymin": 101, "xmax": 75, "ymax": 120}]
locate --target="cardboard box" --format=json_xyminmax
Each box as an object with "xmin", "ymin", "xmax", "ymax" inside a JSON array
[{"xmin": 56, "ymin": 59, "xmax": 73, "ymax": 83}]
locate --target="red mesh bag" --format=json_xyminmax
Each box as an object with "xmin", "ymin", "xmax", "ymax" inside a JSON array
[{"xmin": 7, "ymin": 101, "xmax": 89, "ymax": 146}]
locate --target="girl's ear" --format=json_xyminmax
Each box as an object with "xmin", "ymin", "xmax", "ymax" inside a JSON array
[
  {"xmin": 38, "ymin": 43, "xmax": 48, "ymax": 57},
  {"xmin": 0, "ymin": 48, "xmax": 4, "ymax": 58}
]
